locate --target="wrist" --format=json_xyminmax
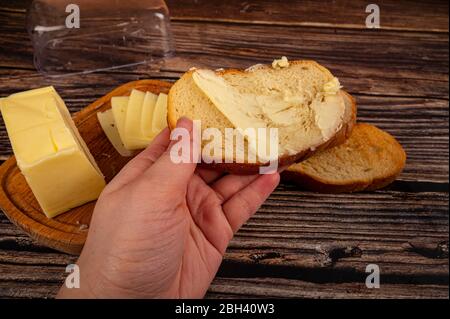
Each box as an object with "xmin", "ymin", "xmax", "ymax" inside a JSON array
[{"xmin": 56, "ymin": 257, "xmax": 101, "ymax": 299}]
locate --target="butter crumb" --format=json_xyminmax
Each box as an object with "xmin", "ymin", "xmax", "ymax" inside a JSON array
[
  {"xmin": 246, "ymin": 64, "xmax": 265, "ymax": 72},
  {"xmin": 323, "ymin": 77, "xmax": 343, "ymax": 95},
  {"xmin": 272, "ymin": 56, "xmax": 290, "ymax": 69}
]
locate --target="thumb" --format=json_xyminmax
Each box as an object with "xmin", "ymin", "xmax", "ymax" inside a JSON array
[{"xmin": 145, "ymin": 117, "xmax": 199, "ymax": 188}]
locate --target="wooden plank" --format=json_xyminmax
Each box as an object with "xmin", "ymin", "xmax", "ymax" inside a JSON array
[
  {"xmin": 0, "ymin": 2, "xmax": 447, "ymax": 101},
  {"xmin": 0, "ymin": 275, "xmax": 447, "ymax": 299},
  {"xmin": 0, "ymin": 185, "xmax": 447, "ymax": 287},
  {"xmin": 166, "ymin": 23, "xmax": 449, "ymax": 99},
  {"xmin": 166, "ymin": 0, "xmax": 449, "ymax": 33},
  {"xmin": 207, "ymin": 277, "xmax": 449, "ymax": 299},
  {"xmin": 2, "ymin": 0, "xmax": 448, "ymax": 33},
  {"xmin": 0, "ymin": 15, "xmax": 448, "ymax": 99},
  {"xmin": 0, "ymin": 237, "xmax": 447, "ymax": 299},
  {"xmin": 1, "ymin": 278, "xmax": 448, "ymax": 299},
  {"xmin": 0, "ymin": 282, "xmax": 60, "ymax": 299},
  {"xmin": 0, "ymin": 237, "xmax": 448, "ymax": 299}
]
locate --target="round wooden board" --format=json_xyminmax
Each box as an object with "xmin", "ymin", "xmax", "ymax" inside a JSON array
[{"xmin": 0, "ymin": 80, "xmax": 173, "ymax": 255}]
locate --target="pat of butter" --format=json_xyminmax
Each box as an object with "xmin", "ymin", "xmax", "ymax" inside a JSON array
[
  {"xmin": 323, "ymin": 77, "xmax": 342, "ymax": 95},
  {"xmin": 272, "ymin": 56, "xmax": 290, "ymax": 69},
  {"xmin": 0, "ymin": 87, "xmax": 106, "ymax": 218},
  {"xmin": 124, "ymin": 90, "xmax": 149, "ymax": 150},
  {"xmin": 97, "ymin": 109, "xmax": 132, "ymax": 157},
  {"xmin": 311, "ymin": 93, "xmax": 346, "ymax": 140},
  {"xmin": 141, "ymin": 92, "xmax": 158, "ymax": 139},
  {"xmin": 151, "ymin": 93, "xmax": 168, "ymax": 135}
]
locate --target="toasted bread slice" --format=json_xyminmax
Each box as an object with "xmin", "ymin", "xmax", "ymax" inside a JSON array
[
  {"xmin": 283, "ymin": 123, "xmax": 407, "ymax": 192},
  {"xmin": 168, "ymin": 60, "xmax": 357, "ymax": 174}
]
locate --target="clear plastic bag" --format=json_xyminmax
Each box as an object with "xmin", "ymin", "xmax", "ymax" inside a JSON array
[{"xmin": 27, "ymin": 0, "xmax": 175, "ymax": 76}]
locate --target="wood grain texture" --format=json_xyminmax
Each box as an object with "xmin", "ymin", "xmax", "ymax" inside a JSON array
[
  {"xmin": 167, "ymin": 0, "xmax": 449, "ymax": 33},
  {"xmin": 0, "ymin": 9, "xmax": 448, "ymax": 99},
  {"xmin": 0, "ymin": 0, "xmax": 448, "ymax": 299},
  {"xmin": 206, "ymin": 278, "xmax": 449, "ymax": 299},
  {"xmin": 0, "ymin": 185, "xmax": 448, "ymax": 299},
  {"xmin": 0, "ymin": 80, "xmax": 172, "ymax": 255},
  {"xmin": 3, "ymin": 0, "xmax": 448, "ymax": 32}
]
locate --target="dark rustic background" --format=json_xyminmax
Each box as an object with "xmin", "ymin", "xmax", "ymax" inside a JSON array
[{"xmin": 0, "ymin": 0, "xmax": 448, "ymax": 299}]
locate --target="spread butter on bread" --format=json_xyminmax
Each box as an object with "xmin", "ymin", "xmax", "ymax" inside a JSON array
[{"xmin": 168, "ymin": 59, "xmax": 357, "ymax": 174}]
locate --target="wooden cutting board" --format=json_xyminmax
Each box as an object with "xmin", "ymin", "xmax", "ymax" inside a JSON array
[{"xmin": 0, "ymin": 80, "xmax": 173, "ymax": 255}]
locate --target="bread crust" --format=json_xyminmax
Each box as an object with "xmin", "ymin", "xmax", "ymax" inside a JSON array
[
  {"xmin": 167, "ymin": 62, "xmax": 357, "ymax": 175},
  {"xmin": 282, "ymin": 123, "xmax": 407, "ymax": 193}
]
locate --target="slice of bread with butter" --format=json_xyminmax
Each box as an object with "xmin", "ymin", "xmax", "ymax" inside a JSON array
[{"xmin": 168, "ymin": 59, "xmax": 357, "ymax": 173}]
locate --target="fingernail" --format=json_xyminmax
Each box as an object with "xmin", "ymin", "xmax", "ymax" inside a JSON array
[{"xmin": 177, "ymin": 117, "xmax": 193, "ymax": 131}]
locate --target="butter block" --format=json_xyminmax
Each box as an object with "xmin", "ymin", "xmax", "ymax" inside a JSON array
[
  {"xmin": 0, "ymin": 87, "xmax": 106, "ymax": 218},
  {"xmin": 124, "ymin": 90, "xmax": 149, "ymax": 150},
  {"xmin": 141, "ymin": 92, "xmax": 158, "ymax": 139},
  {"xmin": 152, "ymin": 93, "xmax": 168, "ymax": 135},
  {"xmin": 97, "ymin": 109, "xmax": 132, "ymax": 157}
]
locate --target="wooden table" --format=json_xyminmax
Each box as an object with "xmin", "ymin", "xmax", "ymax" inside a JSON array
[{"xmin": 0, "ymin": 0, "xmax": 448, "ymax": 299}]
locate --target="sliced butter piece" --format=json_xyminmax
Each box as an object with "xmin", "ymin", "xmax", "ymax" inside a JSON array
[
  {"xmin": 0, "ymin": 87, "xmax": 106, "ymax": 218},
  {"xmin": 124, "ymin": 90, "xmax": 149, "ymax": 150},
  {"xmin": 97, "ymin": 109, "xmax": 132, "ymax": 157},
  {"xmin": 152, "ymin": 93, "xmax": 168, "ymax": 135},
  {"xmin": 111, "ymin": 96, "xmax": 129, "ymax": 144},
  {"xmin": 112, "ymin": 95, "xmax": 150, "ymax": 150},
  {"xmin": 141, "ymin": 92, "xmax": 158, "ymax": 139}
]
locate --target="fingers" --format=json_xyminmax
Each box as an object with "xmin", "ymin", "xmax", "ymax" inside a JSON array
[
  {"xmin": 186, "ymin": 175, "xmax": 233, "ymax": 254},
  {"xmin": 222, "ymin": 173, "xmax": 280, "ymax": 233},
  {"xmin": 211, "ymin": 174, "xmax": 259, "ymax": 203},
  {"xmin": 103, "ymin": 128, "xmax": 171, "ymax": 194},
  {"xmin": 196, "ymin": 168, "xmax": 224, "ymax": 185},
  {"xmin": 145, "ymin": 118, "xmax": 198, "ymax": 189},
  {"xmin": 277, "ymin": 165, "xmax": 290, "ymax": 174}
]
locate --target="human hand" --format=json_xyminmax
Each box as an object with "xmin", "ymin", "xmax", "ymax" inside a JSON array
[{"xmin": 58, "ymin": 118, "xmax": 280, "ymax": 299}]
